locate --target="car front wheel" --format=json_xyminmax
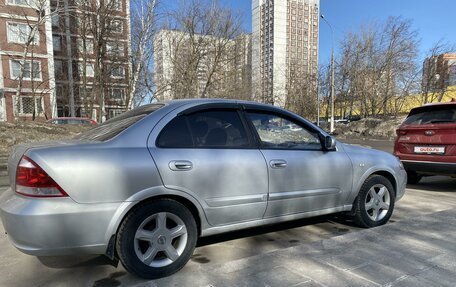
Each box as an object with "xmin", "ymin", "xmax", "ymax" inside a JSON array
[
  {"xmin": 116, "ymin": 199, "xmax": 197, "ymax": 279},
  {"xmin": 353, "ymin": 175, "xmax": 396, "ymax": 228}
]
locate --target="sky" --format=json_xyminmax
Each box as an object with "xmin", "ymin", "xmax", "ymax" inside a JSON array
[{"xmin": 225, "ymin": 0, "xmax": 456, "ymax": 65}]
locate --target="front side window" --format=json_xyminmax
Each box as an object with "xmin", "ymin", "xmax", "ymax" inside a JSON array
[
  {"xmin": 157, "ymin": 110, "xmax": 250, "ymax": 148},
  {"xmin": 246, "ymin": 112, "xmax": 321, "ymax": 150}
]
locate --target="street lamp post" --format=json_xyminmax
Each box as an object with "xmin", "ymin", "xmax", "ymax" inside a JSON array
[{"xmin": 321, "ymin": 14, "xmax": 335, "ymax": 133}]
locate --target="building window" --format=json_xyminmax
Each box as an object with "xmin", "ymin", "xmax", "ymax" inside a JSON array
[
  {"xmin": 78, "ymin": 63, "xmax": 94, "ymax": 77},
  {"xmin": 7, "ymin": 22, "xmax": 39, "ymax": 45},
  {"xmin": 10, "ymin": 59, "xmax": 41, "ymax": 80},
  {"xmin": 54, "ymin": 60, "xmax": 63, "ymax": 75},
  {"xmin": 76, "ymin": 39, "xmax": 94, "ymax": 54},
  {"xmin": 110, "ymin": 66, "xmax": 125, "ymax": 78},
  {"xmin": 106, "ymin": 42, "xmax": 124, "ymax": 57},
  {"xmin": 7, "ymin": 0, "xmax": 38, "ymax": 8},
  {"xmin": 111, "ymin": 19, "xmax": 123, "ymax": 33},
  {"xmin": 108, "ymin": 108, "xmax": 124, "ymax": 119},
  {"xmin": 112, "ymin": 0, "xmax": 122, "ymax": 11},
  {"xmin": 53, "ymin": 35, "xmax": 61, "ymax": 51},
  {"xmin": 51, "ymin": 14, "xmax": 59, "ymax": 27},
  {"xmin": 16, "ymin": 96, "xmax": 43, "ymax": 116},
  {"xmin": 109, "ymin": 88, "xmax": 125, "ymax": 102}
]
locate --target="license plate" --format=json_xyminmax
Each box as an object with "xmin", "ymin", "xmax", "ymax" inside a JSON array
[{"xmin": 414, "ymin": 146, "xmax": 445, "ymax": 154}]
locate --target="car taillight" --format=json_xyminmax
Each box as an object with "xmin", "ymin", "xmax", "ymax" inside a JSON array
[
  {"xmin": 396, "ymin": 129, "xmax": 407, "ymax": 136},
  {"xmin": 15, "ymin": 156, "xmax": 68, "ymax": 198}
]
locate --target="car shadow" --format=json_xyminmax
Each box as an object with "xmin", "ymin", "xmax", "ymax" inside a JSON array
[
  {"xmin": 37, "ymin": 254, "xmax": 118, "ymax": 269},
  {"xmin": 408, "ymin": 176, "xmax": 456, "ymax": 193},
  {"xmin": 197, "ymin": 213, "xmax": 356, "ymax": 247},
  {"xmin": 37, "ymin": 213, "xmax": 359, "ymax": 270}
]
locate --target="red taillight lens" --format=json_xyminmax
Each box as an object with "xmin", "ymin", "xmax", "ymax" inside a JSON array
[{"xmin": 16, "ymin": 156, "xmax": 68, "ymax": 197}]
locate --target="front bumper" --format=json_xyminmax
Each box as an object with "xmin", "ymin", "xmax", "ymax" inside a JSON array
[
  {"xmin": 0, "ymin": 188, "xmax": 122, "ymax": 256},
  {"xmin": 402, "ymin": 160, "xmax": 456, "ymax": 176}
]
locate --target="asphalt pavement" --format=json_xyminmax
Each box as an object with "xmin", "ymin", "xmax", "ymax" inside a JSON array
[{"xmin": 0, "ymin": 140, "xmax": 455, "ymax": 286}]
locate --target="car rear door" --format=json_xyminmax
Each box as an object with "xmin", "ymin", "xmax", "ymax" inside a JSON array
[
  {"xmin": 148, "ymin": 107, "xmax": 269, "ymax": 227},
  {"xmin": 243, "ymin": 109, "xmax": 353, "ymax": 218}
]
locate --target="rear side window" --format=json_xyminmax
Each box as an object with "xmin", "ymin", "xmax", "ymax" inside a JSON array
[
  {"xmin": 157, "ymin": 110, "xmax": 250, "ymax": 148},
  {"xmin": 75, "ymin": 104, "xmax": 163, "ymax": 141},
  {"xmin": 156, "ymin": 116, "xmax": 193, "ymax": 148},
  {"xmin": 404, "ymin": 106, "xmax": 456, "ymax": 125}
]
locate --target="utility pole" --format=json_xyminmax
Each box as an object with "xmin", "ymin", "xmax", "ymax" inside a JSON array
[{"xmin": 321, "ymin": 14, "xmax": 335, "ymax": 133}]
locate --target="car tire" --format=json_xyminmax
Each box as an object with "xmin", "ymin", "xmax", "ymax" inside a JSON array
[
  {"xmin": 116, "ymin": 199, "xmax": 197, "ymax": 279},
  {"xmin": 352, "ymin": 175, "xmax": 395, "ymax": 228},
  {"xmin": 406, "ymin": 171, "xmax": 422, "ymax": 185}
]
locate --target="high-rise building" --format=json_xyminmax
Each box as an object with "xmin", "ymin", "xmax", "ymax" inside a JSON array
[
  {"xmin": 0, "ymin": 0, "xmax": 131, "ymax": 122},
  {"xmin": 154, "ymin": 29, "xmax": 252, "ymax": 101},
  {"xmin": 422, "ymin": 53, "xmax": 456, "ymax": 91},
  {"xmin": 252, "ymin": 0, "xmax": 320, "ymax": 107}
]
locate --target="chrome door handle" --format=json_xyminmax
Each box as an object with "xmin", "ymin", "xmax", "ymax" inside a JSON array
[
  {"xmin": 270, "ymin": 160, "xmax": 287, "ymax": 169},
  {"xmin": 169, "ymin": 161, "xmax": 193, "ymax": 171}
]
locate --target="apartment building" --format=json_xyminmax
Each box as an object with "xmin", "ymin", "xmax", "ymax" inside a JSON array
[
  {"xmin": 252, "ymin": 0, "xmax": 320, "ymax": 107},
  {"xmin": 422, "ymin": 53, "xmax": 456, "ymax": 91},
  {"xmin": 0, "ymin": 0, "xmax": 131, "ymax": 122},
  {"xmin": 52, "ymin": 0, "xmax": 131, "ymax": 121},
  {"xmin": 0, "ymin": 0, "xmax": 55, "ymax": 122},
  {"xmin": 154, "ymin": 29, "xmax": 252, "ymax": 101}
]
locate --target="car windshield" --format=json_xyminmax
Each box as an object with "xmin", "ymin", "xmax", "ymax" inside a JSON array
[
  {"xmin": 74, "ymin": 104, "xmax": 164, "ymax": 141},
  {"xmin": 403, "ymin": 106, "xmax": 456, "ymax": 125}
]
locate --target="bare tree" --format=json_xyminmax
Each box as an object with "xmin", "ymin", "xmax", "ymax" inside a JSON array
[
  {"xmin": 285, "ymin": 61, "xmax": 318, "ymax": 120},
  {"xmin": 155, "ymin": 0, "xmax": 245, "ymax": 100},
  {"xmin": 421, "ymin": 40, "xmax": 456, "ymax": 104},
  {"xmin": 70, "ymin": 0, "xmax": 129, "ymax": 122},
  {"xmin": 6, "ymin": 0, "xmax": 63, "ymax": 120},
  {"xmin": 129, "ymin": 0, "xmax": 159, "ymax": 107},
  {"xmin": 336, "ymin": 17, "xmax": 419, "ymax": 117}
]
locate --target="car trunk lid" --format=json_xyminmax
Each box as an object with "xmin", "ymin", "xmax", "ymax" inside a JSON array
[{"xmin": 7, "ymin": 140, "xmax": 91, "ymax": 191}]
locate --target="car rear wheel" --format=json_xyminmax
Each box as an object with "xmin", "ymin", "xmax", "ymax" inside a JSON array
[
  {"xmin": 116, "ymin": 199, "xmax": 197, "ymax": 279},
  {"xmin": 406, "ymin": 171, "xmax": 422, "ymax": 184},
  {"xmin": 353, "ymin": 175, "xmax": 395, "ymax": 228}
]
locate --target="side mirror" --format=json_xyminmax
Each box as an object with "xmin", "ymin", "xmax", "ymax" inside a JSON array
[{"xmin": 324, "ymin": 135, "xmax": 337, "ymax": 151}]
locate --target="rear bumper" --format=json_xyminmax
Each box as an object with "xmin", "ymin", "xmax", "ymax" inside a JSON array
[
  {"xmin": 0, "ymin": 188, "xmax": 121, "ymax": 256},
  {"xmin": 402, "ymin": 160, "xmax": 456, "ymax": 176}
]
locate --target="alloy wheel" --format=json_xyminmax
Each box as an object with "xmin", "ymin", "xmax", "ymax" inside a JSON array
[{"xmin": 134, "ymin": 212, "xmax": 188, "ymax": 268}]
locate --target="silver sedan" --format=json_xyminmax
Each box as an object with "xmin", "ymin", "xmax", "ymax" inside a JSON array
[{"xmin": 0, "ymin": 99, "xmax": 406, "ymax": 279}]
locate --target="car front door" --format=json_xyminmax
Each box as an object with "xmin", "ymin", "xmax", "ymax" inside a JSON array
[
  {"xmin": 244, "ymin": 110, "xmax": 353, "ymax": 218},
  {"xmin": 149, "ymin": 107, "xmax": 269, "ymax": 227}
]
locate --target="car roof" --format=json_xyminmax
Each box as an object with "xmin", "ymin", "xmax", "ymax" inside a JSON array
[
  {"xmin": 420, "ymin": 100, "xmax": 456, "ymax": 108},
  {"xmin": 159, "ymin": 98, "xmax": 283, "ymax": 111},
  {"xmin": 50, "ymin": 117, "xmax": 92, "ymax": 120}
]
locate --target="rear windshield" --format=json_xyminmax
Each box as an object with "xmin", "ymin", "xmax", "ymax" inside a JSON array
[
  {"xmin": 74, "ymin": 104, "xmax": 164, "ymax": 141},
  {"xmin": 404, "ymin": 105, "xmax": 456, "ymax": 125}
]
